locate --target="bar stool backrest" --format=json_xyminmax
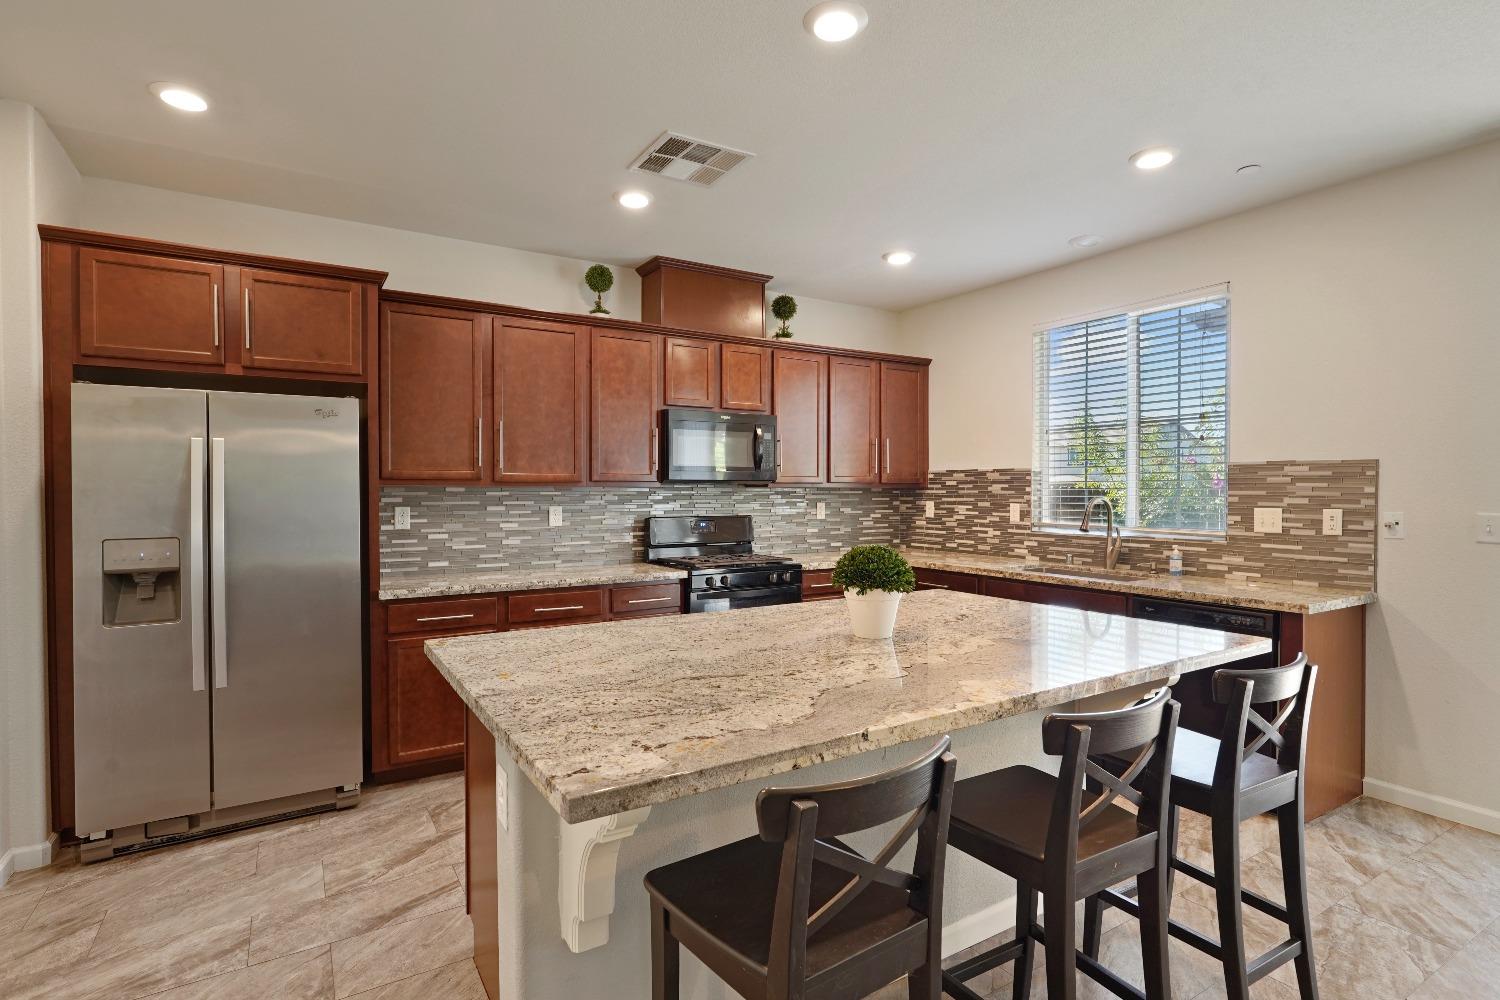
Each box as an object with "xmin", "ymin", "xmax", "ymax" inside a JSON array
[
  {"xmin": 754, "ymin": 737, "xmax": 957, "ymax": 994},
  {"xmin": 1210, "ymin": 653, "xmax": 1317, "ymax": 789}
]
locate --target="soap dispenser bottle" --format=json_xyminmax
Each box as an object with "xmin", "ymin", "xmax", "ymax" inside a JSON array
[{"xmin": 1168, "ymin": 546, "xmax": 1184, "ymax": 576}]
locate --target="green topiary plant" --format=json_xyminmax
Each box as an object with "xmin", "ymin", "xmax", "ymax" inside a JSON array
[
  {"xmin": 830, "ymin": 545, "xmax": 916, "ymax": 596},
  {"xmin": 585, "ymin": 264, "xmax": 615, "ymax": 315},
  {"xmin": 770, "ymin": 294, "xmax": 797, "ymax": 339}
]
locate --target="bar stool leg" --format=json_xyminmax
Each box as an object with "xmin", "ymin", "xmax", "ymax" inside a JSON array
[
  {"xmin": 1209, "ymin": 809, "xmax": 1251, "ymax": 1000},
  {"xmin": 1081, "ymin": 893, "xmax": 1104, "ymax": 959},
  {"xmin": 1276, "ymin": 800, "xmax": 1321, "ymax": 999},
  {"xmin": 1137, "ymin": 857, "xmax": 1172, "ymax": 1000},
  {"xmin": 650, "ymin": 900, "xmax": 679, "ymax": 1000},
  {"xmin": 1013, "ymin": 884, "xmax": 1038, "ymax": 1000},
  {"xmin": 1042, "ymin": 884, "xmax": 1077, "ymax": 1000}
]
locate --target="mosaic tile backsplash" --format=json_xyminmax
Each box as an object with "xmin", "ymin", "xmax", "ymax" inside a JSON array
[{"xmin": 380, "ymin": 459, "xmax": 1376, "ymax": 591}]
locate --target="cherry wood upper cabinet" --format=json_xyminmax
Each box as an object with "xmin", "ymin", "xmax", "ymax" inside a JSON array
[
  {"xmin": 492, "ymin": 318, "xmax": 588, "ymax": 484},
  {"xmin": 77, "ymin": 248, "xmax": 225, "ymax": 366},
  {"xmin": 880, "ymin": 362, "xmax": 927, "ymax": 485},
  {"xmin": 380, "ymin": 302, "xmax": 485, "ymax": 481},
  {"xmin": 828, "ymin": 356, "xmax": 880, "ymax": 484},
  {"xmin": 240, "ymin": 269, "xmax": 364, "ymax": 376},
  {"xmin": 772, "ymin": 349, "xmax": 827, "ymax": 483},
  {"xmin": 591, "ymin": 328, "xmax": 661, "ymax": 482},
  {"xmin": 720, "ymin": 341, "xmax": 771, "ymax": 412},
  {"xmin": 663, "ymin": 336, "xmax": 719, "ymax": 408}
]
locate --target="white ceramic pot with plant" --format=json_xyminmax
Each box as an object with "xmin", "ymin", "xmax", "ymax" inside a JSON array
[{"xmin": 830, "ymin": 545, "xmax": 916, "ymax": 640}]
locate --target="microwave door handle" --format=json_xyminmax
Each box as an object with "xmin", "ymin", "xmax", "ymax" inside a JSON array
[{"xmin": 753, "ymin": 426, "xmax": 764, "ymax": 470}]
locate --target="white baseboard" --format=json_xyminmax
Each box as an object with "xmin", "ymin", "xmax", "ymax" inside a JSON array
[
  {"xmin": 1363, "ymin": 778, "xmax": 1500, "ymax": 835},
  {"xmin": 0, "ymin": 835, "xmax": 57, "ymax": 888},
  {"xmin": 943, "ymin": 893, "xmax": 1017, "ymax": 958}
]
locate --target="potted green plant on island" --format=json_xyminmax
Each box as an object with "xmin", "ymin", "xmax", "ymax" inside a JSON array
[
  {"xmin": 830, "ymin": 545, "xmax": 915, "ymax": 639},
  {"xmin": 770, "ymin": 294, "xmax": 797, "ymax": 339},
  {"xmin": 585, "ymin": 264, "xmax": 615, "ymax": 315}
]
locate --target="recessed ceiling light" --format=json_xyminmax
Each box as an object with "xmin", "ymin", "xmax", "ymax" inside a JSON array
[
  {"xmin": 1236, "ymin": 163, "xmax": 1263, "ymax": 175},
  {"xmin": 1068, "ymin": 235, "xmax": 1104, "ymax": 249},
  {"xmin": 803, "ymin": 2, "xmax": 869, "ymax": 42},
  {"xmin": 1129, "ymin": 147, "xmax": 1176, "ymax": 171},
  {"xmin": 883, "ymin": 250, "xmax": 914, "ymax": 267},
  {"xmin": 149, "ymin": 82, "xmax": 209, "ymax": 113},
  {"xmin": 616, "ymin": 190, "xmax": 652, "ymax": 210}
]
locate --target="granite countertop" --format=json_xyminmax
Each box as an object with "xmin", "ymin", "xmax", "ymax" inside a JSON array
[
  {"xmin": 378, "ymin": 563, "xmax": 687, "ymax": 601},
  {"xmin": 791, "ymin": 548, "xmax": 1375, "ymax": 615},
  {"xmin": 425, "ymin": 590, "xmax": 1270, "ymax": 823}
]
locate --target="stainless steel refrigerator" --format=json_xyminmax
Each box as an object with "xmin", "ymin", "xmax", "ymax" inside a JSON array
[{"xmin": 71, "ymin": 383, "xmax": 362, "ymax": 846}]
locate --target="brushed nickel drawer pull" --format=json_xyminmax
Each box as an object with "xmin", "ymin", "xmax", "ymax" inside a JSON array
[
  {"xmin": 415, "ymin": 613, "xmax": 476, "ymax": 622},
  {"xmin": 534, "ymin": 604, "xmax": 585, "ymax": 613},
  {"xmin": 627, "ymin": 596, "xmax": 674, "ymax": 605},
  {"xmin": 923, "ymin": 583, "xmax": 950, "ymax": 589},
  {"xmin": 809, "ymin": 582, "xmax": 834, "ymax": 588}
]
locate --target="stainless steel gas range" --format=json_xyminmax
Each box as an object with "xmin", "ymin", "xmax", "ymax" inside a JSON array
[{"xmin": 645, "ymin": 515, "xmax": 803, "ymax": 613}]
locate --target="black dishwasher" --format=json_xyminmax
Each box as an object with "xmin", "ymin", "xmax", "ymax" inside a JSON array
[{"xmin": 1129, "ymin": 596, "xmax": 1281, "ymax": 735}]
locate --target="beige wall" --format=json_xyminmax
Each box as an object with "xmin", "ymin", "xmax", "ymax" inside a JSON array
[
  {"xmin": 897, "ymin": 138, "xmax": 1500, "ymax": 826},
  {"xmin": 77, "ymin": 178, "xmax": 900, "ymax": 355},
  {"xmin": 0, "ymin": 102, "xmax": 79, "ymax": 881}
]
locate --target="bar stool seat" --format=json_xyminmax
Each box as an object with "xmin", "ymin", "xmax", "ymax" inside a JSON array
[
  {"xmin": 644, "ymin": 834, "xmax": 927, "ymax": 981},
  {"xmin": 950, "ymin": 765, "xmax": 1147, "ymax": 874},
  {"xmin": 1143, "ymin": 727, "xmax": 1298, "ymax": 815}
]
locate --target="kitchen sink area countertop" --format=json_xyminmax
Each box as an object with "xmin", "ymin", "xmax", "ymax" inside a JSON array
[
  {"xmin": 425, "ymin": 590, "xmax": 1270, "ymax": 823},
  {"xmin": 377, "ymin": 562, "xmax": 688, "ymax": 601},
  {"xmin": 794, "ymin": 547, "xmax": 1376, "ymax": 615}
]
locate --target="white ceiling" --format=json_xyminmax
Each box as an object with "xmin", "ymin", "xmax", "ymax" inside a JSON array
[{"xmin": 2, "ymin": 0, "xmax": 1498, "ymax": 310}]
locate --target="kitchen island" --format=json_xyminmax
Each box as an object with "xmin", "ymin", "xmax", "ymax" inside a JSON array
[{"xmin": 426, "ymin": 590, "xmax": 1270, "ymax": 1000}]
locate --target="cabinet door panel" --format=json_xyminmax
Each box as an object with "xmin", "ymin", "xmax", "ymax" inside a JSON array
[
  {"xmin": 78, "ymin": 248, "xmax": 224, "ymax": 366},
  {"xmin": 720, "ymin": 341, "xmax": 770, "ymax": 411},
  {"xmin": 386, "ymin": 637, "xmax": 467, "ymax": 766},
  {"xmin": 241, "ymin": 269, "xmax": 364, "ymax": 375},
  {"xmin": 663, "ymin": 337, "xmax": 718, "ymax": 408},
  {"xmin": 772, "ymin": 350, "xmax": 827, "ymax": 483},
  {"xmin": 1027, "ymin": 583, "xmax": 1130, "ymax": 615},
  {"xmin": 381, "ymin": 303, "xmax": 484, "ymax": 480},
  {"xmin": 914, "ymin": 568, "xmax": 980, "ymax": 593},
  {"xmin": 981, "ymin": 576, "xmax": 1031, "ymax": 602},
  {"xmin": 591, "ymin": 329, "xmax": 660, "ymax": 482},
  {"xmin": 494, "ymin": 318, "xmax": 588, "ymax": 483},
  {"xmin": 880, "ymin": 362, "xmax": 926, "ymax": 485},
  {"xmin": 828, "ymin": 356, "xmax": 880, "ymax": 484},
  {"xmin": 801, "ymin": 570, "xmax": 841, "ymax": 600}
]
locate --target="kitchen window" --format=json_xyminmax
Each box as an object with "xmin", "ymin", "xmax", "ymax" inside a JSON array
[{"xmin": 1031, "ymin": 285, "xmax": 1229, "ymax": 536}]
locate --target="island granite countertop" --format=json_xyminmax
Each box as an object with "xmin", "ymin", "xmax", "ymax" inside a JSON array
[
  {"xmin": 793, "ymin": 548, "xmax": 1374, "ymax": 615},
  {"xmin": 425, "ymin": 590, "xmax": 1270, "ymax": 823}
]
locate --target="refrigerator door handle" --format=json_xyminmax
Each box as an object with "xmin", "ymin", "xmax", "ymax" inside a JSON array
[
  {"xmin": 189, "ymin": 437, "xmax": 207, "ymax": 692},
  {"xmin": 211, "ymin": 436, "xmax": 229, "ymax": 689}
]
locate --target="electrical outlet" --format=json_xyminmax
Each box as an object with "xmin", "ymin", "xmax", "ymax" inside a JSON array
[
  {"xmin": 816, "ymin": 502, "xmax": 826, "ymax": 520},
  {"xmin": 1009, "ymin": 502, "xmax": 1023, "ymax": 524},
  {"xmin": 924, "ymin": 500, "xmax": 936, "ymax": 518},
  {"xmin": 496, "ymin": 766, "xmax": 508, "ymax": 831},
  {"xmin": 1477, "ymin": 512, "xmax": 1500, "ymax": 545},
  {"xmin": 1253, "ymin": 507, "xmax": 1283, "ymax": 533},
  {"xmin": 393, "ymin": 506, "xmax": 411, "ymax": 530},
  {"xmin": 1381, "ymin": 512, "xmax": 1406, "ymax": 540},
  {"xmin": 1322, "ymin": 508, "xmax": 1343, "ymax": 536},
  {"xmin": 548, "ymin": 506, "xmax": 564, "ymax": 527}
]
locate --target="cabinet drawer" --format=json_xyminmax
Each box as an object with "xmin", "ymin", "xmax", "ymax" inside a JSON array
[
  {"xmin": 914, "ymin": 568, "xmax": 980, "ymax": 593},
  {"xmin": 387, "ymin": 597, "xmax": 500, "ymax": 635},
  {"xmin": 981, "ymin": 576, "xmax": 1030, "ymax": 602},
  {"xmin": 610, "ymin": 581, "xmax": 683, "ymax": 617},
  {"xmin": 801, "ymin": 570, "xmax": 842, "ymax": 601},
  {"xmin": 507, "ymin": 587, "xmax": 606, "ymax": 626},
  {"xmin": 1028, "ymin": 583, "xmax": 1130, "ymax": 615}
]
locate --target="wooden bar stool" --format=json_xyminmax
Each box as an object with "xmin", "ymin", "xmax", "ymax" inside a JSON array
[
  {"xmin": 941, "ymin": 687, "xmax": 1180, "ymax": 1000},
  {"xmin": 643, "ymin": 737, "xmax": 957, "ymax": 1000},
  {"xmin": 1083, "ymin": 655, "xmax": 1319, "ymax": 1000}
]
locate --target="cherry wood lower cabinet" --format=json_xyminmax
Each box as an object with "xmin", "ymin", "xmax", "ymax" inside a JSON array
[
  {"xmin": 801, "ymin": 570, "xmax": 842, "ymax": 601},
  {"xmin": 913, "ymin": 568, "xmax": 981, "ymax": 593}
]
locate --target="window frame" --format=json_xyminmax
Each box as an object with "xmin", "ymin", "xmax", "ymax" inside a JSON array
[{"xmin": 1031, "ymin": 285, "xmax": 1230, "ymax": 540}]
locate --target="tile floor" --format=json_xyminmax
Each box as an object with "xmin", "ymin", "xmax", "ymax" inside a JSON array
[{"xmin": 2, "ymin": 777, "xmax": 1495, "ymax": 999}]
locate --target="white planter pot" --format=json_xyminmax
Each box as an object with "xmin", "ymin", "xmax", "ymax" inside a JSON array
[{"xmin": 843, "ymin": 589, "xmax": 904, "ymax": 640}]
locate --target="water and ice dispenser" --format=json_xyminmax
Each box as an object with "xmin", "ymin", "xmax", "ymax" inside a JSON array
[{"xmin": 101, "ymin": 537, "xmax": 181, "ymax": 626}]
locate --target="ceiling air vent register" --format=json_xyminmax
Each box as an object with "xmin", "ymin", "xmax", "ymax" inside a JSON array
[{"xmin": 630, "ymin": 132, "xmax": 754, "ymax": 187}]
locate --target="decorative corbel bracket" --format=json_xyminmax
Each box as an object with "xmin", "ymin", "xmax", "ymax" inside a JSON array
[{"xmin": 557, "ymin": 806, "xmax": 651, "ymax": 952}]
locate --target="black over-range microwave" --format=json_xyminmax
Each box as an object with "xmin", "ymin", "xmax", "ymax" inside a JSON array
[{"xmin": 660, "ymin": 408, "xmax": 777, "ymax": 483}]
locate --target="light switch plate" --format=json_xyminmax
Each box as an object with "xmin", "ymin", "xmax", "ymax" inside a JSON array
[
  {"xmin": 1322, "ymin": 508, "xmax": 1343, "ymax": 536},
  {"xmin": 1254, "ymin": 507, "xmax": 1283, "ymax": 533},
  {"xmin": 549, "ymin": 506, "xmax": 564, "ymax": 527},
  {"xmin": 816, "ymin": 502, "xmax": 826, "ymax": 520},
  {"xmin": 1478, "ymin": 512, "xmax": 1500, "ymax": 544},
  {"xmin": 924, "ymin": 500, "xmax": 936, "ymax": 518},
  {"xmin": 1010, "ymin": 502, "xmax": 1023, "ymax": 524},
  {"xmin": 1382, "ymin": 512, "xmax": 1406, "ymax": 540},
  {"xmin": 393, "ymin": 506, "xmax": 411, "ymax": 530}
]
